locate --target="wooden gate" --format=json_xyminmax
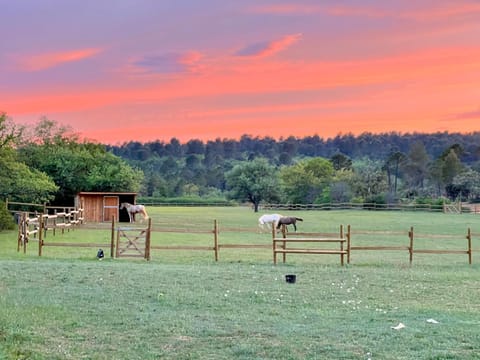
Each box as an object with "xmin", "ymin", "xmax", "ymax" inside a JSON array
[{"xmin": 114, "ymin": 218, "xmax": 152, "ymax": 260}]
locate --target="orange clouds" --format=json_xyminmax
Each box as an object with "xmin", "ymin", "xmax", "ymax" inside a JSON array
[
  {"xmin": 234, "ymin": 33, "xmax": 302, "ymax": 58},
  {"xmin": 258, "ymin": 33, "xmax": 303, "ymax": 58},
  {"xmin": 5, "ymin": 46, "xmax": 480, "ymax": 123},
  {"xmin": 3, "ymin": 0, "xmax": 480, "ymax": 144},
  {"xmin": 14, "ymin": 48, "xmax": 102, "ymax": 72}
]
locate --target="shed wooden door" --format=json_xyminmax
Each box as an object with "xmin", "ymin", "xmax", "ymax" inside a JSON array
[{"xmin": 103, "ymin": 196, "xmax": 119, "ymax": 222}]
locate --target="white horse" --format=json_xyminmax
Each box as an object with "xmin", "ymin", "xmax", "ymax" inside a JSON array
[
  {"xmin": 258, "ymin": 213, "xmax": 283, "ymax": 232},
  {"xmin": 120, "ymin": 202, "xmax": 149, "ymax": 223}
]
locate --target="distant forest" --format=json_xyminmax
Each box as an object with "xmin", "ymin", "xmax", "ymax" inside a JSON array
[
  {"xmin": 107, "ymin": 132, "xmax": 480, "ymax": 204},
  {"xmin": 108, "ymin": 132, "xmax": 480, "ymax": 163}
]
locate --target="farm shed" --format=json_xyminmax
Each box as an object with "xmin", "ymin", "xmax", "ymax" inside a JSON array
[{"xmin": 75, "ymin": 192, "xmax": 137, "ymax": 223}]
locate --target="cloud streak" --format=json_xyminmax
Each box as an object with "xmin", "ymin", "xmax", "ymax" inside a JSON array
[
  {"xmin": 235, "ymin": 33, "xmax": 302, "ymax": 58},
  {"xmin": 450, "ymin": 107, "xmax": 480, "ymax": 120},
  {"xmin": 14, "ymin": 48, "xmax": 102, "ymax": 72},
  {"xmin": 128, "ymin": 51, "xmax": 203, "ymax": 75}
]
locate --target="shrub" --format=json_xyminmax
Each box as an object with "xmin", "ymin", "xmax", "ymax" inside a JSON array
[{"xmin": 0, "ymin": 201, "xmax": 15, "ymax": 231}]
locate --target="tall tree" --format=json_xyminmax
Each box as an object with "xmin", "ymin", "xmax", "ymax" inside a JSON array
[
  {"xmin": 383, "ymin": 151, "xmax": 406, "ymax": 196},
  {"xmin": 279, "ymin": 157, "xmax": 334, "ymax": 204},
  {"xmin": 401, "ymin": 141, "xmax": 430, "ymax": 192},
  {"xmin": 351, "ymin": 158, "xmax": 388, "ymax": 201},
  {"xmin": 330, "ymin": 153, "xmax": 353, "ymax": 171},
  {"xmin": 225, "ymin": 158, "xmax": 280, "ymax": 212},
  {"xmin": 441, "ymin": 149, "xmax": 464, "ymax": 185}
]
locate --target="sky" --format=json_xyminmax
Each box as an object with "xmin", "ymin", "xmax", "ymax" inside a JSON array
[{"xmin": 1, "ymin": 1, "xmax": 480, "ymax": 144}]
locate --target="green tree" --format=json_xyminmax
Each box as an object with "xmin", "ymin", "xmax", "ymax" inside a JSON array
[
  {"xmin": 383, "ymin": 151, "xmax": 405, "ymax": 196},
  {"xmin": 0, "ymin": 200, "xmax": 15, "ymax": 231},
  {"xmin": 452, "ymin": 169, "xmax": 480, "ymax": 200},
  {"xmin": 401, "ymin": 141, "xmax": 430, "ymax": 192},
  {"xmin": 351, "ymin": 159, "xmax": 388, "ymax": 201},
  {"xmin": 0, "ymin": 112, "xmax": 23, "ymax": 149},
  {"xmin": 0, "ymin": 155, "xmax": 58, "ymax": 204},
  {"xmin": 18, "ymin": 118, "xmax": 143, "ymax": 204},
  {"xmin": 225, "ymin": 158, "xmax": 280, "ymax": 212},
  {"xmin": 330, "ymin": 153, "xmax": 352, "ymax": 171},
  {"xmin": 279, "ymin": 157, "xmax": 334, "ymax": 203},
  {"xmin": 0, "ymin": 114, "xmax": 58, "ymax": 205},
  {"xmin": 329, "ymin": 169, "xmax": 356, "ymax": 202},
  {"xmin": 441, "ymin": 149, "xmax": 464, "ymax": 185}
]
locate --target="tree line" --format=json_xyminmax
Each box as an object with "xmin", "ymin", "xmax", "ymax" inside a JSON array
[
  {"xmin": 2, "ymin": 112, "xmax": 480, "ymax": 223},
  {"xmin": 108, "ymin": 132, "xmax": 480, "ymax": 210}
]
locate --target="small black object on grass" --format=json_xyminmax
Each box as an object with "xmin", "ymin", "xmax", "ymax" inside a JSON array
[
  {"xmin": 97, "ymin": 249, "xmax": 104, "ymax": 260},
  {"xmin": 285, "ymin": 274, "xmax": 296, "ymax": 283}
]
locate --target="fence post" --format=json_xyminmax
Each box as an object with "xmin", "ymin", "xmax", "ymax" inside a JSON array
[
  {"xmin": 346, "ymin": 224, "xmax": 351, "ymax": 264},
  {"xmin": 110, "ymin": 215, "xmax": 115, "ymax": 258},
  {"xmin": 145, "ymin": 217, "xmax": 152, "ymax": 261},
  {"xmin": 272, "ymin": 224, "xmax": 277, "ymax": 265},
  {"xmin": 467, "ymin": 228, "xmax": 472, "ymax": 265},
  {"xmin": 213, "ymin": 219, "xmax": 218, "ymax": 261},
  {"xmin": 17, "ymin": 212, "xmax": 22, "ymax": 252},
  {"xmin": 53, "ymin": 209, "xmax": 57, "ymax": 236},
  {"xmin": 340, "ymin": 224, "xmax": 345, "ymax": 266},
  {"xmin": 408, "ymin": 226, "xmax": 414, "ymax": 265},
  {"xmin": 38, "ymin": 214, "xmax": 44, "ymax": 257}
]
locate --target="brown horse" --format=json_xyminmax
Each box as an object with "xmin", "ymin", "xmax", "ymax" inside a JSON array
[
  {"xmin": 276, "ymin": 216, "xmax": 303, "ymax": 232},
  {"xmin": 120, "ymin": 202, "xmax": 149, "ymax": 223}
]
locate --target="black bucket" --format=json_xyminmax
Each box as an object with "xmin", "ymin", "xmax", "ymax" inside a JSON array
[{"xmin": 285, "ymin": 274, "xmax": 296, "ymax": 283}]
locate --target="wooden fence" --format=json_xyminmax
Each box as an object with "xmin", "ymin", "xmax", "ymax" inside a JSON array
[
  {"xmin": 272, "ymin": 225, "xmax": 349, "ymax": 265},
  {"xmin": 149, "ymin": 220, "xmax": 219, "ymax": 260},
  {"xmin": 262, "ymin": 201, "xmax": 479, "ymax": 213},
  {"xmin": 347, "ymin": 227, "xmax": 474, "ymax": 265},
  {"xmin": 348, "ymin": 230, "xmax": 412, "ymax": 264},
  {"xmin": 16, "ymin": 208, "xmax": 107, "ymax": 257},
  {"xmin": 15, "ymin": 216, "xmax": 479, "ymax": 265},
  {"xmin": 409, "ymin": 227, "xmax": 473, "ymax": 265},
  {"xmin": 17, "ymin": 212, "xmax": 41, "ymax": 253}
]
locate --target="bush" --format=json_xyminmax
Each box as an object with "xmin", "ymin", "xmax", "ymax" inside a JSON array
[
  {"xmin": 137, "ymin": 196, "xmax": 236, "ymax": 206},
  {"xmin": 415, "ymin": 197, "xmax": 449, "ymax": 206},
  {"xmin": 0, "ymin": 201, "xmax": 15, "ymax": 231}
]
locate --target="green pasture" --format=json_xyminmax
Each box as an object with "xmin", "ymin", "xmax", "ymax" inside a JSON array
[{"xmin": 1, "ymin": 207, "xmax": 480, "ymax": 359}]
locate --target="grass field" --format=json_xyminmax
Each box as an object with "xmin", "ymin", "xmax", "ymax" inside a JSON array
[{"xmin": 1, "ymin": 207, "xmax": 480, "ymax": 359}]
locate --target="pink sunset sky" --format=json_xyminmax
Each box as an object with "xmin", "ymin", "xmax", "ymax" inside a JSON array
[{"xmin": 1, "ymin": 1, "xmax": 480, "ymax": 144}]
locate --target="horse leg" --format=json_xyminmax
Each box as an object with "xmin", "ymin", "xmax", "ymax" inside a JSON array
[
  {"xmin": 258, "ymin": 222, "xmax": 263, "ymax": 231},
  {"xmin": 293, "ymin": 222, "xmax": 297, "ymax": 231}
]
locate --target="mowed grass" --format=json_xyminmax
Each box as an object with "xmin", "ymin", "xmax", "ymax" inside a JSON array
[{"xmin": 1, "ymin": 207, "xmax": 480, "ymax": 359}]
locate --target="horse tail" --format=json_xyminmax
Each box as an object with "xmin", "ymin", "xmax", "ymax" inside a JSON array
[{"xmin": 296, "ymin": 218, "xmax": 303, "ymax": 221}]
